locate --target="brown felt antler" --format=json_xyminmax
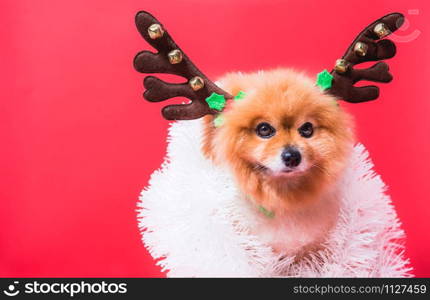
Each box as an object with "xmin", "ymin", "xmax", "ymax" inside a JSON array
[
  {"xmin": 133, "ymin": 11, "xmax": 233, "ymax": 120},
  {"xmin": 327, "ymin": 13, "xmax": 404, "ymax": 103}
]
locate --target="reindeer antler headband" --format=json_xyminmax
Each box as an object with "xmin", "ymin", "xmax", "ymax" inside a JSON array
[
  {"xmin": 134, "ymin": 11, "xmax": 404, "ymax": 120},
  {"xmin": 133, "ymin": 11, "xmax": 233, "ymax": 120}
]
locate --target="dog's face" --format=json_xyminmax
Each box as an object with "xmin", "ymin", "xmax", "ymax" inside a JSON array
[{"xmin": 203, "ymin": 69, "xmax": 354, "ymax": 212}]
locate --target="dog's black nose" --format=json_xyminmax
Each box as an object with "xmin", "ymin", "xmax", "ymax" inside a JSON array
[{"xmin": 281, "ymin": 147, "xmax": 301, "ymax": 168}]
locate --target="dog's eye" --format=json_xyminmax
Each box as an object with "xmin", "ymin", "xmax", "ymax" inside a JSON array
[
  {"xmin": 256, "ymin": 122, "xmax": 276, "ymax": 138},
  {"xmin": 298, "ymin": 122, "xmax": 314, "ymax": 138}
]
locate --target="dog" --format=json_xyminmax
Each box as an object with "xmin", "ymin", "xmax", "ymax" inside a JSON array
[
  {"xmin": 134, "ymin": 11, "xmax": 403, "ymax": 259},
  {"xmin": 201, "ymin": 69, "xmax": 354, "ymax": 255}
]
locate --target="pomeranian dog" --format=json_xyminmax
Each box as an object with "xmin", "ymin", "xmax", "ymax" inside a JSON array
[
  {"xmin": 134, "ymin": 11, "xmax": 402, "ymax": 258},
  {"xmin": 201, "ymin": 69, "xmax": 354, "ymax": 255}
]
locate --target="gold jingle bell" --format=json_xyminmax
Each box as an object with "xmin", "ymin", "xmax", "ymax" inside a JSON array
[
  {"xmin": 189, "ymin": 76, "xmax": 205, "ymax": 91},
  {"xmin": 354, "ymin": 42, "xmax": 368, "ymax": 57},
  {"xmin": 147, "ymin": 24, "xmax": 164, "ymax": 39},
  {"xmin": 168, "ymin": 49, "xmax": 183, "ymax": 64},
  {"xmin": 334, "ymin": 59, "xmax": 349, "ymax": 73},
  {"xmin": 373, "ymin": 23, "xmax": 391, "ymax": 38}
]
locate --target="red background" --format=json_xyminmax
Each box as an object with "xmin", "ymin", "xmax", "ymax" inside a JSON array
[{"xmin": 1, "ymin": 0, "xmax": 429, "ymax": 277}]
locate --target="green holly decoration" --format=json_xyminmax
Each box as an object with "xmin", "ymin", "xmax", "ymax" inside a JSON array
[
  {"xmin": 205, "ymin": 92, "xmax": 226, "ymax": 111},
  {"xmin": 258, "ymin": 205, "xmax": 275, "ymax": 219},
  {"xmin": 210, "ymin": 91, "xmax": 247, "ymax": 128},
  {"xmin": 234, "ymin": 90, "xmax": 247, "ymax": 101},
  {"xmin": 316, "ymin": 69, "xmax": 333, "ymax": 90},
  {"xmin": 213, "ymin": 114, "xmax": 224, "ymax": 127}
]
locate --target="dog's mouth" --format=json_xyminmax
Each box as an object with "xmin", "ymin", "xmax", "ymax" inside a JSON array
[
  {"xmin": 274, "ymin": 168, "xmax": 305, "ymax": 178},
  {"xmin": 252, "ymin": 162, "xmax": 304, "ymax": 178}
]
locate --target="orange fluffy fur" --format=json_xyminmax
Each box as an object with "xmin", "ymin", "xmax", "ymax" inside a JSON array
[{"xmin": 202, "ymin": 69, "xmax": 355, "ymax": 253}]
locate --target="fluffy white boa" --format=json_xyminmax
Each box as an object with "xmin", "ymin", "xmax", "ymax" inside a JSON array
[{"xmin": 138, "ymin": 120, "xmax": 411, "ymax": 277}]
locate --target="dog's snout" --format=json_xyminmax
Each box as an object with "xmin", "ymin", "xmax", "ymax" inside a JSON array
[{"xmin": 281, "ymin": 147, "xmax": 301, "ymax": 168}]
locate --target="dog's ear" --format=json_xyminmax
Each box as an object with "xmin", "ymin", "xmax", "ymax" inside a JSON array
[
  {"xmin": 133, "ymin": 11, "xmax": 233, "ymax": 120},
  {"xmin": 320, "ymin": 13, "xmax": 404, "ymax": 103}
]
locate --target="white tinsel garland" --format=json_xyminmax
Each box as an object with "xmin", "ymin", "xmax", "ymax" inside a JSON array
[{"xmin": 137, "ymin": 120, "xmax": 412, "ymax": 277}]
